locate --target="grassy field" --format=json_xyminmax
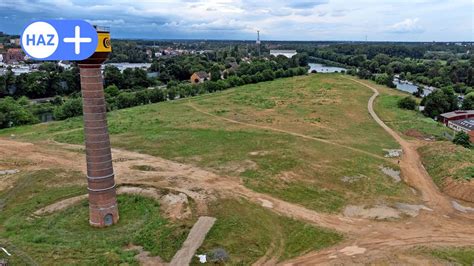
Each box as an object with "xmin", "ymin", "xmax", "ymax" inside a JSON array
[
  {"xmin": 0, "ymin": 74, "xmax": 418, "ymax": 214},
  {"xmin": 429, "ymin": 247, "xmax": 474, "ymax": 266},
  {"xmin": 370, "ymin": 79, "xmax": 473, "ymax": 188},
  {"xmin": 191, "ymin": 199, "xmax": 342, "ymax": 264},
  {"xmin": 0, "ymin": 169, "xmax": 193, "ymax": 265},
  {"xmin": 373, "ymin": 83, "xmax": 452, "ymax": 140},
  {"xmin": 0, "ymin": 169, "xmax": 342, "ymax": 264},
  {"xmin": 419, "ymin": 142, "xmax": 474, "ymax": 185}
]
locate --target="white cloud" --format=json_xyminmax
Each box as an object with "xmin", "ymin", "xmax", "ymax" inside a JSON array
[
  {"xmin": 387, "ymin": 18, "xmax": 424, "ymax": 33},
  {"xmin": 0, "ymin": 0, "xmax": 471, "ymax": 41}
]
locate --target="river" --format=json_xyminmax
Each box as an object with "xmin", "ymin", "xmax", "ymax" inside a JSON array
[
  {"xmin": 393, "ymin": 79, "xmax": 433, "ymax": 96},
  {"xmin": 308, "ymin": 63, "xmax": 346, "ymax": 73}
]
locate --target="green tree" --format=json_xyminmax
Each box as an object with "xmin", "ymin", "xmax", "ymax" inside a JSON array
[
  {"xmin": 210, "ymin": 64, "xmax": 221, "ymax": 82},
  {"xmin": 105, "ymin": 85, "xmax": 120, "ymax": 97},
  {"xmin": 375, "ymin": 73, "xmax": 395, "ymax": 88},
  {"xmin": 0, "ymin": 75, "xmax": 7, "ymax": 96},
  {"xmin": 104, "ymin": 65, "xmax": 124, "ymax": 89},
  {"xmin": 53, "ymin": 98, "xmax": 83, "ymax": 120},
  {"xmin": 0, "ymin": 97, "xmax": 38, "ymax": 128},
  {"xmin": 116, "ymin": 92, "xmax": 137, "ymax": 109},
  {"xmin": 398, "ymin": 96, "xmax": 417, "ymax": 110},
  {"xmin": 423, "ymin": 89, "xmax": 458, "ymax": 118},
  {"xmin": 453, "ymin": 131, "xmax": 471, "ymax": 148},
  {"xmin": 462, "ymin": 92, "xmax": 474, "ymax": 110}
]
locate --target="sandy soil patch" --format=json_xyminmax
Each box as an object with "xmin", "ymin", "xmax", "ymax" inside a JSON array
[
  {"xmin": 451, "ymin": 201, "xmax": 474, "ymax": 213},
  {"xmin": 249, "ymin": 150, "xmax": 270, "ymax": 156},
  {"xmin": 0, "ymin": 169, "xmax": 19, "ymax": 175},
  {"xmin": 383, "ymin": 149, "xmax": 402, "ymax": 158},
  {"xmin": 160, "ymin": 192, "xmax": 192, "ymax": 220},
  {"xmin": 442, "ymin": 178, "xmax": 474, "ymax": 203},
  {"xmin": 258, "ymin": 198, "xmax": 274, "ymax": 208},
  {"xmin": 339, "ymin": 245, "xmax": 367, "ymax": 256},
  {"xmin": 343, "ymin": 203, "xmax": 432, "ymax": 220},
  {"xmin": 341, "ymin": 174, "xmax": 366, "ymax": 183},
  {"xmin": 33, "ymin": 194, "xmax": 88, "ymax": 216},
  {"xmin": 379, "ymin": 166, "xmax": 401, "ymax": 182}
]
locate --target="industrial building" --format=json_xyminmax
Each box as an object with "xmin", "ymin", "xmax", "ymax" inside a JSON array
[
  {"xmin": 448, "ymin": 118, "xmax": 474, "ymax": 142},
  {"xmin": 439, "ymin": 110, "xmax": 474, "ymax": 125}
]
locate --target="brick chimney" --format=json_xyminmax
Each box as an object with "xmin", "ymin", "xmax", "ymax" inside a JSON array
[{"xmin": 78, "ymin": 27, "xmax": 118, "ymax": 227}]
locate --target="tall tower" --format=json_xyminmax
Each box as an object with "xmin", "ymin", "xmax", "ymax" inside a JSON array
[
  {"xmin": 256, "ymin": 30, "xmax": 261, "ymax": 57},
  {"xmin": 78, "ymin": 26, "xmax": 119, "ymax": 227}
]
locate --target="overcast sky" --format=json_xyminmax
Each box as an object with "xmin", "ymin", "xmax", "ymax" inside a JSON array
[{"xmin": 1, "ymin": 0, "xmax": 472, "ymax": 41}]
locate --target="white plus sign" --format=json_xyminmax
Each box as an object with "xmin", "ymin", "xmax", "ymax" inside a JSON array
[{"xmin": 63, "ymin": 26, "xmax": 92, "ymax": 55}]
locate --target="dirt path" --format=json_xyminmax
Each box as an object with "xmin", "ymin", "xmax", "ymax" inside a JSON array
[
  {"xmin": 169, "ymin": 216, "xmax": 216, "ymax": 266},
  {"xmin": 347, "ymin": 77, "xmax": 454, "ymax": 213}
]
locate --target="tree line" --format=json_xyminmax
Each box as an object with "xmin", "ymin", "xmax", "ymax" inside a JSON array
[
  {"xmin": 0, "ymin": 56, "xmax": 308, "ymax": 129},
  {"xmin": 306, "ymin": 43, "xmax": 473, "ymax": 93}
]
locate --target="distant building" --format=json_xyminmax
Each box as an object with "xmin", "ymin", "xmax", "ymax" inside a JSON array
[
  {"xmin": 102, "ymin": 63, "xmax": 151, "ymax": 72},
  {"xmin": 270, "ymin": 50, "xmax": 297, "ymax": 58},
  {"xmin": 146, "ymin": 49, "xmax": 152, "ymax": 59},
  {"xmin": 190, "ymin": 71, "xmax": 209, "ymax": 84},
  {"xmin": 5, "ymin": 48, "xmax": 24, "ymax": 64},
  {"xmin": 448, "ymin": 118, "xmax": 474, "ymax": 142},
  {"xmin": 439, "ymin": 110, "xmax": 474, "ymax": 125},
  {"xmin": 10, "ymin": 38, "xmax": 20, "ymax": 45}
]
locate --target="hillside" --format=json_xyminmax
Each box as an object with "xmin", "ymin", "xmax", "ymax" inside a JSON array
[{"xmin": 1, "ymin": 74, "xmax": 473, "ymax": 265}]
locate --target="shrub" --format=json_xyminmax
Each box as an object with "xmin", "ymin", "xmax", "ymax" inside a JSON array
[
  {"xmin": 453, "ymin": 131, "xmax": 471, "ymax": 148},
  {"xmin": 105, "ymin": 85, "xmax": 120, "ymax": 97},
  {"xmin": 54, "ymin": 97, "xmax": 83, "ymax": 120},
  {"xmin": 116, "ymin": 92, "xmax": 137, "ymax": 109},
  {"xmin": 0, "ymin": 97, "xmax": 38, "ymax": 128},
  {"xmin": 398, "ymin": 96, "xmax": 417, "ymax": 110}
]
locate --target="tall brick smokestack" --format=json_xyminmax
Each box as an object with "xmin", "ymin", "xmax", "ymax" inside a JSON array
[{"xmin": 78, "ymin": 27, "xmax": 118, "ymax": 227}]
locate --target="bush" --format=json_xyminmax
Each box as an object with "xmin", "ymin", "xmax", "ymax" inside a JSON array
[
  {"xmin": 453, "ymin": 131, "xmax": 471, "ymax": 148},
  {"xmin": 398, "ymin": 96, "xmax": 417, "ymax": 110},
  {"xmin": 136, "ymin": 90, "xmax": 151, "ymax": 105},
  {"xmin": 149, "ymin": 88, "xmax": 166, "ymax": 103},
  {"xmin": 375, "ymin": 73, "xmax": 395, "ymax": 88},
  {"xmin": 0, "ymin": 97, "xmax": 38, "ymax": 128},
  {"xmin": 116, "ymin": 92, "xmax": 137, "ymax": 109},
  {"xmin": 105, "ymin": 85, "xmax": 120, "ymax": 97},
  {"xmin": 54, "ymin": 98, "xmax": 83, "ymax": 120}
]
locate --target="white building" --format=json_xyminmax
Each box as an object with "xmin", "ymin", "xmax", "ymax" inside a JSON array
[
  {"xmin": 270, "ymin": 50, "xmax": 297, "ymax": 58},
  {"xmin": 103, "ymin": 63, "xmax": 151, "ymax": 72}
]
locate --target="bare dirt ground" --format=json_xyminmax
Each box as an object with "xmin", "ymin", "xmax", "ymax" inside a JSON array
[{"xmin": 1, "ymin": 78, "xmax": 473, "ymax": 265}]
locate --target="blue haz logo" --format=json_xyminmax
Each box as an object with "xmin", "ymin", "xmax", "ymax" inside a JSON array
[{"xmin": 21, "ymin": 20, "xmax": 98, "ymax": 61}]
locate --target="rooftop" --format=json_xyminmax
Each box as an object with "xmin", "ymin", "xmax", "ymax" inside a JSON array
[
  {"xmin": 270, "ymin": 50, "xmax": 297, "ymax": 53},
  {"xmin": 450, "ymin": 119, "xmax": 474, "ymax": 131},
  {"xmin": 194, "ymin": 71, "xmax": 209, "ymax": 78},
  {"xmin": 440, "ymin": 110, "xmax": 474, "ymax": 119}
]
